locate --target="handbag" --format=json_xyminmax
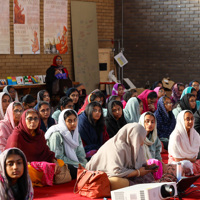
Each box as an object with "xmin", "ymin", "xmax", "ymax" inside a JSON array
[
  {"xmin": 54, "ymin": 164, "xmax": 72, "ymax": 184},
  {"xmin": 74, "ymin": 164, "xmax": 111, "ymax": 199}
]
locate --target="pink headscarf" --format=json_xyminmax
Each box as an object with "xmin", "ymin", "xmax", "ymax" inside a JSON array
[
  {"xmin": 0, "ymin": 102, "xmax": 15, "ymax": 152},
  {"xmin": 154, "ymin": 87, "xmax": 160, "ymax": 96},
  {"xmin": 138, "ymin": 89, "xmax": 157, "ymax": 113}
]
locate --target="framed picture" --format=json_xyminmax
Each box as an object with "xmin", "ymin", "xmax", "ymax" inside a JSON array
[{"xmin": 114, "ymin": 52, "xmax": 128, "ymax": 67}]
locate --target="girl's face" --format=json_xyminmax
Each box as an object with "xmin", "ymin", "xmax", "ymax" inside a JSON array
[
  {"xmin": 117, "ymin": 86, "xmax": 124, "ymax": 97},
  {"xmin": 184, "ymin": 112, "xmax": 194, "ymax": 133},
  {"xmin": 192, "ymin": 82, "xmax": 199, "ymax": 92},
  {"xmin": 43, "ymin": 92, "xmax": 50, "ymax": 103},
  {"xmin": 164, "ymin": 98, "xmax": 173, "ymax": 112},
  {"xmin": 70, "ymin": 91, "xmax": 79, "ymax": 104},
  {"xmin": 25, "ymin": 112, "xmax": 39, "ymax": 131},
  {"xmin": 39, "ymin": 104, "xmax": 50, "ymax": 120},
  {"xmin": 13, "ymin": 105, "xmax": 23, "ymax": 125},
  {"xmin": 6, "ymin": 154, "xmax": 24, "ymax": 185},
  {"xmin": 144, "ymin": 114, "xmax": 155, "ymax": 135},
  {"xmin": 92, "ymin": 106, "xmax": 102, "ymax": 122},
  {"xmin": 2, "ymin": 95, "xmax": 11, "ymax": 114},
  {"xmin": 192, "ymin": 90, "xmax": 197, "ymax": 100},
  {"xmin": 9, "ymin": 88, "xmax": 16, "ymax": 100},
  {"xmin": 65, "ymin": 114, "xmax": 77, "ymax": 132},
  {"xmin": 178, "ymin": 86, "xmax": 184, "ymax": 95},
  {"xmin": 158, "ymin": 89, "xmax": 165, "ymax": 98},
  {"xmin": 189, "ymin": 96, "xmax": 196, "ymax": 109},
  {"xmin": 56, "ymin": 56, "xmax": 62, "ymax": 66},
  {"xmin": 112, "ymin": 104, "xmax": 122, "ymax": 120},
  {"xmin": 139, "ymin": 102, "xmax": 143, "ymax": 114},
  {"xmin": 61, "ymin": 102, "xmax": 74, "ymax": 111}
]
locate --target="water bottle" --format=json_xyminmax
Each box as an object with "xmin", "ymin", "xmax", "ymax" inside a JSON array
[{"xmin": 176, "ymin": 162, "xmax": 182, "ymax": 181}]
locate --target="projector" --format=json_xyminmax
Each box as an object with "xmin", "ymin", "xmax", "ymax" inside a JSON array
[{"xmin": 111, "ymin": 182, "xmax": 177, "ymax": 200}]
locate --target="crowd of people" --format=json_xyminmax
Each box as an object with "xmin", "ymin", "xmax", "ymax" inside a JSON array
[{"xmin": 0, "ymin": 56, "xmax": 200, "ymax": 199}]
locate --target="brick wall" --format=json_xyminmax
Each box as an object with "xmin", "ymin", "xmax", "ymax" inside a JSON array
[
  {"xmin": 0, "ymin": 0, "xmax": 114, "ymax": 82},
  {"xmin": 115, "ymin": 0, "xmax": 200, "ymax": 88}
]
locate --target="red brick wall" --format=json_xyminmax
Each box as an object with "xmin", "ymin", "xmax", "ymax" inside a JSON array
[
  {"xmin": 115, "ymin": 0, "xmax": 200, "ymax": 87},
  {"xmin": 0, "ymin": 0, "xmax": 114, "ymax": 82}
]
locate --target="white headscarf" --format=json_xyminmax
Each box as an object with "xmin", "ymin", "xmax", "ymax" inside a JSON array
[
  {"xmin": 3, "ymin": 86, "xmax": 19, "ymax": 102},
  {"xmin": 45, "ymin": 109, "xmax": 79, "ymax": 162},
  {"xmin": 0, "ymin": 92, "xmax": 10, "ymax": 120},
  {"xmin": 168, "ymin": 110, "xmax": 200, "ymax": 160},
  {"xmin": 139, "ymin": 112, "xmax": 158, "ymax": 160}
]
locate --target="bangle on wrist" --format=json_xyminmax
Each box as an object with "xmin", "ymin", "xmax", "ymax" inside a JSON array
[{"xmin": 137, "ymin": 169, "xmax": 140, "ymax": 177}]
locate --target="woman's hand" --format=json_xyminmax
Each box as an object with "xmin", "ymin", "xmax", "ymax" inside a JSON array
[{"xmin": 55, "ymin": 69, "xmax": 60, "ymax": 75}]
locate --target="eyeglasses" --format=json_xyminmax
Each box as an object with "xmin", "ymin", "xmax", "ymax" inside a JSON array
[
  {"xmin": 66, "ymin": 118, "xmax": 77, "ymax": 124},
  {"xmin": 40, "ymin": 108, "xmax": 50, "ymax": 113},
  {"xmin": 93, "ymin": 109, "xmax": 102, "ymax": 113},
  {"xmin": 70, "ymin": 94, "xmax": 79, "ymax": 98},
  {"xmin": 56, "ymin": 59, "xmax": 62, "ymax": 61},
  {"xmin": 13, "ymin": 109, "xmax": 23, "ymax": 114},
  {"xmin": 192, "ymin": 84, "xmax": 199, "ymax": 87},
  {"xmin": 164, "ymin": 102, "xmax": 173, "ymax": 105},
  {"xmin": 26, "ymin": 117, "xmax": 39, "ymax": 122}
]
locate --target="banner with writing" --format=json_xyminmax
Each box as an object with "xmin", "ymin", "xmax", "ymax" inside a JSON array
[
  {"xmin": 14, "ymin": 0, "xmax": 40, "ymax": 54},
  {"xmin": 44, "ymin": 0, "xmax": 68, "ymax": 54}
]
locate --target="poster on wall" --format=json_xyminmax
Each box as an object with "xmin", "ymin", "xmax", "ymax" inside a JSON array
[
  {"xmin": 14, "ymin": 0, "xmax": 40, "ymax": 54},
  {"xmin": 44, "ymin": 0, "xmax": 68, "ymax": 54},
  {"xmin": 0, "ymin": 0, "xmax": 10, "ymax": 54}
]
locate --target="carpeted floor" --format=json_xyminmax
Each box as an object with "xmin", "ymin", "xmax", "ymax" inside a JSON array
[{"xmin": 34, "ymin": 153, "xmax": 200, "ymax": 199}]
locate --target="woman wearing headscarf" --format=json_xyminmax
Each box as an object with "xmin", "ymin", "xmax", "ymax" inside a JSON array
[
  {"xmin": 0, "ymin": 102, "xmax": 23, "ymax": 153},
  {"xmin": 138, "ymin": 89, "xmax": 157, "ymax": 113},
  {"xmin": 154, "ymin": 96, "xmax": 176, "ymax": 150},
  {"xmin": 123, "ymin": 97, "xmax": 142, "ymax": 123},
  {"xmin": 173, "ymin": 93, "xmax": 197, "ymax": 119},
  {"xmin": 21, "ymin": 94, "xmax": 35, "ymax": 110},
  {"xmin": 45, "ymin": 55, "xmax": 71, "ymax": 97},
  {"xmin": 86, "ymin": 123, "xmax": 156, "ymax": 190},
  {"xmin": 111, "ymin": 83, "xmax": 125, "ymax": 103},
  {"xmin": 34, "ymin": 90, "xmax": 50, "ymax": 111},
  {"xmin": 189, "ymin": 80, "xmax": 200, "ymax": 100},
  {"xmin": 0, "ymin": 148, "xmax": 33, "ymax": 200},
  {"xmin": 168, "ymin": 110, "xmax": 200, "ymax": 175},
  {"xmin": 45, "ymin": 109, "xmax": 87, "ymax": 179},
  {"xmin": 170, "ymin": 83, "xmax": 185, "ymax": 106},
  {"xmin": 78, "ymin": 102, "xmax": 109, "ymax": 160},
  {"xmin": 3, "ymin": 85, "xmax": 19, "ymax": 102},
  {"xmin": 0, "ymin": 92, "xmax": 11, "ymax": 120},
  {"xmin": 66, "ymin": 88, "xmax": 80, "ymax": 112},
  {"xmin": 105, "ymin": 100, "xmax": 127, "ymax": 138}
]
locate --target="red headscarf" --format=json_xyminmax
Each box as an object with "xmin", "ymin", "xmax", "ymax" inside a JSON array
[{"xmin": 5, "ymin": 109, "xmax": 55, "ymax": 162}]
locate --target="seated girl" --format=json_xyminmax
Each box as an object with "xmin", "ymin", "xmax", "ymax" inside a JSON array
[
  {"xmin": 123, "ymin": 97, "xmax": 143, "ymax": 123},
  {"xmin": 78, "ymin": 102, "xmax": 109, "ymax": 160},
  {"xmin": 52, "ymin": 96, "xmax": 73, "ymax": 122},
  {"xmin": 0, "ymin": 102, "xmax": 23, "ymax": 152},
  {"xmin": 170, "ymin": 83, "xmax": 185, "ymax": 106},
  {"xmin": 0, "ymin": 92, "xmax": 11, "ymax": 120},
  {"xmin": 154, "ymin": 96, "xmax": 176, "ymax": 150},
  {"xmin": 173, "ymin": 93, "xmax": 196, "ymax": 119},
  {"xmin": 45, "ymin": 109, "xmax": 87, "ymax": 179},
  {"xmin": 154, "ymin": 87, "xmax": 165, "ymax": 99},
  {"xmin": 0, "ymin": 148, "xmax": 33, "ymax": 200},
  {"xmin": 34, "ymin": 90, "xmax": 50, "ymax": 111},
  {"xmin": 38, "ymin": 101, "xmax": 56, "ymax": 133},
  {"xmin": 138, "ymin": 90, "xmax": 157, "ymax": 113},
  {"xmin": 86, "ymin": 123, "xmax": 157, "ymax": 190},
  {"xmin": 168, "ymin": 110, "xmax": 200, "ymax": 175},
  {"xmin": 189, "ymin": 80, "xmax": 200, "ymax": 100},
  {"xmin": 105, "ymin": 100, "xmax": 127, "ymax": 138},
  {"xmin": 66, "ymin": 88, "xmax": 80, "ymax": 112},
  {"xmin": 3, "ymin": 85, "xmax": 19, "ymax": 102},
  {"xmin": 21, "ymin": 94, "xmax": 35, "ymax": 110},
  {"xmin": 111, "ymin": 83, "xmax": 125, "ymax": 103}
]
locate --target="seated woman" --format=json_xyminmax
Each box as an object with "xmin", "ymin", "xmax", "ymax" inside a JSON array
[
  {"xmin": 154, "ymin": 96, "xmax": 176, "ymax": 150},
  {"xmin": 170, "ymin": 83, "xmax": 185, "ymax": 106},
  {"xmin": 3, "ymin": 85, "xmax": 19, "ymax": 102},
  {"xmin": 45, "ymin": 109, "xmax": 87, "ymax": 179},
  {"xmin": 189, "ymin": 80, "xmax": 200, "ymax": 100},
  {"xmin": 0, "ymin": 92, "xmax": 11, "ymax": 120},
  {"xmin": 34, "ymin": 90, "xmax": 50, "ymax": 111},
  {"xmin": 0, "ymin": 148, "xmax": 33, "ymax": 200},
  {"xmin": 5, "ymin": 109, "xmax": 62, "ymax": 186},
  {"xmin": 86, "ymin": 123, "xmax": 156, "ymax": 190},
  {"xmin": 52, "ymin": 96, "xmax": 73, "ymax": 122},
  {"xmin": 138, "ymin": 90, "xmax": 157, "ymax": 113},
  {"xmin": 0, "ymin": 102, "xmax": 23, "ymax": 153},
  {"xmin": 111, "ymin": 83, "xmax": 125, "ymax": 103},
  {"xmin": 38, "ymin": 101, "xmax": 56, "ymax": 133},
  {"xmin": 66, "ymin": 88, "xmax": 80, "ymax": 112},
  {"xmin": 123, "ymin": 97, "xmax": 143, "ymax": 123},
  {"xmin": 78, "ymin": 102, "xmax": 109, "ymax": 160},
  {"xmin": 105, "ymin": 100, "xmax": 127, "ymax": 138},
  {"xmin": 21, "ymin": 94, "xmax": 35, "ymax": 110},
  {"xmin": 168, "ymin": 110, "xmax": 200, "ymax": 175},
  {"xmin": 173, "ymin": 93, "xmax": 196, "ymax": 119},
  {"xmin": 122, "ymin": 89, "xmax": 138, "ymax": 108}
]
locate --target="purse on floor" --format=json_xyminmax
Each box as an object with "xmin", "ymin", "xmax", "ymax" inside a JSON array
[
  {"xmin": 54, "ymin": 164, "xmax": 72, "ymax": 184},
  {"xmin": 74, "ymin": 164, "xmax": 111, "ymax": 199}
]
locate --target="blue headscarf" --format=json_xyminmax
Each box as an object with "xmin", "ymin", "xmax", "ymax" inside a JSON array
[{"xmin": 154, "ymin": 96, "xmax": 176, "ymax": 139}]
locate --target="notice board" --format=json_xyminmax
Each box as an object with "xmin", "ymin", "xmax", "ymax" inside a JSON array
[{"xmin": 71, "ymin": 1, "xmax": 99, "ymax": 93}]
